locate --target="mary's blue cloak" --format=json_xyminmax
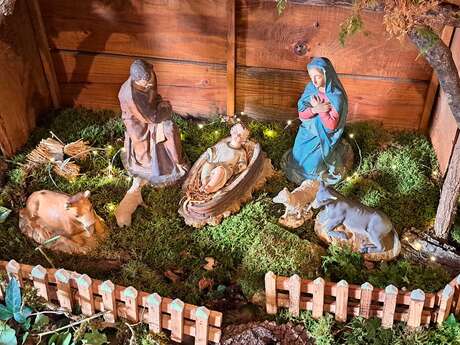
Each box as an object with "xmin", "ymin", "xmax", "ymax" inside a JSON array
[{"xmin": 283, "ymin": 57, "xmax": 348, "ymax": 185}]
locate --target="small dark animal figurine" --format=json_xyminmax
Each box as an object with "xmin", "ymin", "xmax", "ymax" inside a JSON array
[{"xmin": 311, "ymin": 182, "xmax": 396, "ymax": 254}]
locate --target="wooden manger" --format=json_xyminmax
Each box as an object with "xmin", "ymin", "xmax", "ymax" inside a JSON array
[
  {"xmin": 0, "ymin": 260, "xmax": 223, "ymax": 344},
  {"xmin": 265, "ymin": 271, "xmax": 460, "ymax": 328}
]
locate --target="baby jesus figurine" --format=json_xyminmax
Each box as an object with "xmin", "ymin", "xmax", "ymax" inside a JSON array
[{"xmin": 200, "ymin": 124, "xmax": 249, "ymax": 194}]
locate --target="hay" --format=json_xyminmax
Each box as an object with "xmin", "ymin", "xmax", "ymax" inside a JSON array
[{"xmin": 64, "ymin": 139, "xmax": 91, "ymax": 160}]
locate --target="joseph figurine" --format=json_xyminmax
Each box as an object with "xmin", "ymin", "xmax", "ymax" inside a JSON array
[
  {"xmin": 115, "ymin": 59, "xmax": 188, "ymax": 227},
  {"xmin": 119, "ymin": 59, "xmax": 188, "ymax": 184}
]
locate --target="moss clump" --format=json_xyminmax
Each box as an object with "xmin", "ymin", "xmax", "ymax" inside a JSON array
[
  {"xmin": 195, "ymin": 198, "xmax": 324, "ymax": 297},
  {"xmin": 339, "ymin": 123, "xmax": 440, "ymax": 230},
  {"xmin": 240, "ymin": 222, "xmax": 324, "ymax": 296}
]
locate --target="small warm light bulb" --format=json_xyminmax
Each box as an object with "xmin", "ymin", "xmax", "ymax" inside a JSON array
[
  {"xmin": 240, "ymin": 111, "xmax": 245, "ymax": 116},
  {"xmin": 346, "ymin": 176, "xmax": 352, "ymax": 181},
  {"xmin": 198, "ymin": 124, "xmax": 204, "ymax": 129},
  {"xmin": 50, "ymin": 157, "xmax": 55, "ymax": 162},
  {"xmin": 348, "ymin": 133, "xmax": 354, "ymax": 139},
  {"xmin": 414, "ymin": 242, "xmax": 422, "ymax": 251},
  {"xmin": 430, "ymin": 256, "xmax": 436, "ymax": 262},
  {"xmin": 287, "ymin": 120, "xmax": 292, "ymax": 126},
  {"xmin": 391, "ymin": 165, "xmax": 397, "ymax": 170},
  {"xmin": 404, "ymin": 236, "xmax": 409, "ymax": 241},
  {"xmin": 214, "ymin": 130, "xmax": 219, "ymax": 135},
  {"xmin": 92, "ymin": 150, "xmax": 98, "ymax": 155},
  {"xmin": 120, "ymin": 147, "xmax": 126, "ymax": 152},
  {"xmin": 107, "ymin": 145, "xmax": 113, "ymax": 149},
  {"xmin": 236, "ymin": 118, "xmax": 241, "ymax": 122}
]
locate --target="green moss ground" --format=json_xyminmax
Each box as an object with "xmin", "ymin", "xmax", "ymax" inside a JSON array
[{"xmin": 0, "ymin": 108, "xmax": 452, "ymax": 314}]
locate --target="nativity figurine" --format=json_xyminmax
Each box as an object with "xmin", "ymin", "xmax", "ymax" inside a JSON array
[
  {"xmin": 179, "ymin": 123, "xmax": 274, "ymax": 228},
  {"xmin": 19, "ymin": 190, "xmax": 107, "ymax": 254},
  {"xmin": 272, "ymin": 179, "xmax": 319, "ymax": 228},
  {"xmin": 282, "ymin": 57, "xmax": 353, "ymax": 185},
  {"xmin": 116, "ymin": 59, "xmax": 189, "ymax": 227},
  {"xmin": 200, "ymin": 124, "xmax": 249, "ymax": 194},
  {"xmin": 312, "ymin": 182, "xmax": 401, "ymax": 261}
]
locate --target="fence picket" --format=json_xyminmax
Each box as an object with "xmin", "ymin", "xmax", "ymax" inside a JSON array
[
  {"xmin": 31, "ymin": 265, "xmax": 49, "ymax": 300},
  {"xmin": 170, "ymin": 299, "xmax": 185, "ymax": 343},
  {"xmin": 265, "ymin": 272, "xmax": 277, "ymax": 315},
  {"xmin": 6, "ymin": 260, "xmax": 22, "ymax": 287},
  {"xmin": 146, "ymin": 293, "xmax": 162, "ymax": 333},
  {"xmin": 122, "ymin": 286, "xmax": 139, "ymax": 322},
  {"xmin": 76, "ymin": 274, "xmax": 94, "ymax": 316},
  {"xmin": 335, "ymin": 280, "xmax": 349, "ymax": 322},
  {"xmin": 382, "ymin": 285, "xmax": 398, "ymax": 328},
  {"xmin": 195, "ymin": 306, "xmax": 210, "ymax": 345},
  {"xmin": 312, "ymin": 277, "xmax": 325, "ymax": 319},
  {"xmin": 437, "ymin": 284, "xmax": 454, "ymax": 325},
  {"xmin": 289, "ymin": 274, "xmax": 301, "ymax": 317},
  {"xmin": 407, "ymin": 289, "xmax": 425, "ymax": 328},
  {"xmin": 55, "ymin": 269, "xmax": 73, "ymax": 311},
  {"xmin": 359, "ymin": 282, "xmax": 373, "ymax": 319},
  {"xmin": 455, "ymin": 275, "xmax": 460, "ymax": 317},
  {"xmin": 100, "ymin": 280, "xmax": 117, "ymax": 323}
]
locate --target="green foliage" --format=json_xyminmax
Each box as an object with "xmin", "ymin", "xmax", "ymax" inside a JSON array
[
  {"xmin": 48, "ymin": 331, "xmax": 72, "ymax": 345},
  {"xmin": 276, "ymin": 310, "xmax": 335, "ymax": 345},
  {"xmin": 321, "ymin": 244, "xmax": 450, "ymax": 292},
  {"xmin": 321, "ymin": 244, "xmax": 366, "ymax": 284},
  {"xmin": 415, "ymin": 26, "xmax": 441, "ymax": 56},
  {"xmin": 339, "ymin": 14, "xmax": 364, "ymax": 46},
  {"xmin": 276, "ymin": 0, "xmax": 288, "ymax": 15},
  {"xmin": 339, "ymin": 317, "xmax": 395, "ymax": 344},
  {"xmin": 82, "ymin": 329, "xmax": 108, "ymax": 345},
  {"xmin": 426, "ymin": 314, "xmax": 460, "ymax": 345},
  {"xmin": 0, "ymin": 322, "xmax": 16, "ymax": 345},
  {"xmin": 368, "ymin": 260, "xmax": 450, "ymax": 292},
  {"xmin": 0, "ymin": 278, "xmax": 32, "ymax": 325}
]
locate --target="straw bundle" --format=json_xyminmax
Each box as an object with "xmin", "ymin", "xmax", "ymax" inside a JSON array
[
  {"xmin": 26, "ymin": 138, "xmax": 64, "ymax": 165},
  {"xmin": 64, "ymin": 139, "xmax": 91, "ymax": 160}
]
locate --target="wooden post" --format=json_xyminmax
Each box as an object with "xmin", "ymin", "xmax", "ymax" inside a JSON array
[
  {"xmin": 122, "ymin": 286, "xmax": 139, "ymax": 323},
  {"xmin": 55, "ymin": 269, "xmax": 73, "ymax": 312},
  {"xmin": 265, "ymin": 271, "xmax": 277, "ymax": 314},
  {"xmin": 226, "ymin": 0, "xmax": 236, "ymax": 117},
  {"xmin": 170, "ymin": 299, "xmax": 185, "ymax": 343},
  {"xmin": 381, "ymin": 285, "xmax": 398, "ymax": 329},
  {"xmin": 25, "ymin": 0, "xmax": 61, "ymax": 108},
  {"xmin": 76, "ymin": 274, "xmax": 94, "ymax": 316},
  {"xmin": 312, "ymin": 277, "xmax": 325, "ymax": 319},
  {"xmin": 407, "ymin": 289, "xmax": 425, "ymax": 328},
  {"xmin": 146, "ymin": 293, "xmax": 162, "ymax": 334},
  {"xmin": 437, "ymin": 284, "xmax": 454, "ymax": 325},
  {"xmin": 335, "ymin": 280, "xmax": 349, "ymax": 322},
  {"xmin": 6, "ymin": 260, "xmax": 22, "ymax": 287},
  {"xmin": 31, "ymin": 265, "xmax": 49, "ymax": 300},
  {"xmin": 419, "ymin": 26, "xmax": 455, "ymax": 132},
  {"xmin": 100, "ymin": 280, "xmax": 117, "ymax": 323},
  {"xmin": 195, "ymin": 306, "xmax": 210, "ymax": 345},
  {"xmin": 288, "ymin": 274, "xmax": 301, "ymax": 317},
  {"xmin": 359, "ymin": 282, "xmax": 373, "ymax": 319}
]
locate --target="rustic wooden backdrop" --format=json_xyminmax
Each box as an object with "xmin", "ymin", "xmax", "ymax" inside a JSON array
[{"xmin": 38, "ymin": 0, "xmax": 433, "ymax": 129}]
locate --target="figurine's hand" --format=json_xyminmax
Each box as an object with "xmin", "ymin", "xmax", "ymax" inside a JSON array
[
  {"xmin": 310, "ymin": 95, "xmax": 320, "ymax": 107},
  {"xmin": 313, "ymin": 102, "xmax": 331, "ymax": 113}
]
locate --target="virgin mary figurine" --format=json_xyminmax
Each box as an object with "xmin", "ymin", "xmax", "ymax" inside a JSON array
[{"xmin": 282, "ymin": 57, "xmax": 349, "ymax": 185}]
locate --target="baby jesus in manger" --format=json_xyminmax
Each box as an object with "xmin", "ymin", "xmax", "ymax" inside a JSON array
[{"xmin": 200, "ymin": 124, "xmax": 249, "ymax": 194}]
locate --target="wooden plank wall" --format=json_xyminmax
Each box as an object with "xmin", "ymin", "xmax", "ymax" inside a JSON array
[
  {"xmin": 39, "ymin": 0, "xmax": 433, "ymax": 129},
  {"xmin": 430, "ymin": 28, "xmax": 460, "ymax": 175},
  {"xmin": 0, "ymin": 0, "xmax": 51, "ymax": 157}
]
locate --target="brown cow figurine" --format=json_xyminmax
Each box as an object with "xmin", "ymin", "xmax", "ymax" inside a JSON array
[{"xmin": 19, "ymin": 190, "xmax": 108, "ymax": 254}]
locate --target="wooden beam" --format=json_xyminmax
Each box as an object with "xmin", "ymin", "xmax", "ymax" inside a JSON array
[
  {"xmin": 26, "ymin": 0, "xmax": 60, "ymax": 108},
  {"xmin": 419, "ymin": 25, "xmax": 455, "ymax": 133},
  {"xmin": 226, "ymin": 0, "xmax": 236, "ymax": 117}
]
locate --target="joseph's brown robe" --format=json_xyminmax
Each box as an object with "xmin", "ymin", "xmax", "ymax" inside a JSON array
[{"xmin": 118, "ymin": 77, "xmax": 187, "ymax": 185}]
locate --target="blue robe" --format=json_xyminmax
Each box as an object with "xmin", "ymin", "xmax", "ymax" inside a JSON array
[{"xmin": 283, "ymin": 57, "xmax": 348, "ymax": 185}]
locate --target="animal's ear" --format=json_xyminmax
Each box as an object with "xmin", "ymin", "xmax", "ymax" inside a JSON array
[
  {"xmin": 83, "ymin": 190, "xmax": 91, "ymax": 199},
  {"xmin": 65, "ymin": 202, "xmax": 71, "ymax": 210}
]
